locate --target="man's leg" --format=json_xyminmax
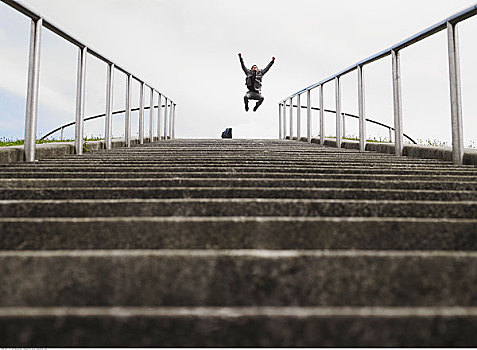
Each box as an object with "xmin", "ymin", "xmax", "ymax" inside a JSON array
[
  {"xmin": 243, "ymin": 95, "xmax": 249, "ymax": 112},
  {"xmin": 253, "ymin": 95, "xmax": 264, "ymax": 112}
]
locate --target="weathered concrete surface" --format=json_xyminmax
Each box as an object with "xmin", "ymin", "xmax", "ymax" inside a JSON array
[
  {"xmin": 0, "ymin": 139, "xmax": 476, "ymax": 346},
  {"xmin": 309, "ymin": 138, "xmax": 477, "ymax": 166},
  {"xmin": 1, "ymin": 177, "xmax": 477, "ymax": 190},
  {"xmin": 1, "ymin": 307, "xmax": 477, "ymax": 347},
  {"xmin": 0, "ymin": 137, "xmax": 149, "ymax": 164},
  {"xmin": 0, "ymin": 198, "xmax": 475, "ymax": 218},
  {"xmin": 0, "ymin": 187, "xmax": 476, "ymax": 201},
  {"xmin": 0, "ymin": 217, "xmax": 476, "ymax": 251},
  {"xmin": 1, "ymin": 250, "xmax": 477, "ymax": 307}
]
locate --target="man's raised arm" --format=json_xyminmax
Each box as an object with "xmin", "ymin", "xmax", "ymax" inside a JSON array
[
  {"xmin": 239, "ymin": 53, "xmax": 249, "ymax": 74},
  {"xmin": 261, "ymin": 57, "xmax": 275, "ymax": 75}
]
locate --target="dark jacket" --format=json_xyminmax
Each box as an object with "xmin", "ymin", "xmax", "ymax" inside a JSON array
[{"xmin": 240, "ymin": 57, "xmax": 274, "ymax": 93}]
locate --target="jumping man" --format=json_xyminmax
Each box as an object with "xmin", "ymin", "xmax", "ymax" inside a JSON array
[{"xmin": 238, "ymin": 53, "xmax": 275, "ymax": 112}]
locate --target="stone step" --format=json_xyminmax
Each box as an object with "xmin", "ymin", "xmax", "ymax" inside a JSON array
[
  {"xmin": 0, "ymin": 167, "xmax": 475, "ymax": 175},
  {"xmin": 35, "ymin": 158, "xmax": 454, "ymax": 165},
  {"xmin": 1, "ymin": 137, "xmax": 474, "ymax": 346},
  {"xmin": 0, "ymin": 217, "xmax": 475, "ymax": 251},
  {"xmin": 1, "ymin": 178, "xmax": 476, "ymax": 190},
  {"xmin": 0, "ymin": 187, "xmax": 475, "ymax": 201},
  {"xmin": 72, "ymin": 151, "xmax": 440, "ymax": 158},
  {"xmin": 0, "ymin": 198, "xmax": 475, "ymax": 218},
  {"xmin": 1, "ymin": 306, "xmax": 477, "ymax": 347},
  {"xmin": 67, "ymin": 151, "xmax": 454, "ymax": 163},
  {"xmin": 0, "ymin": 171, "xmax": 475, "ymax": 181},
  {"xmin": 3, "ymin": 163, "xmax": 474, "ymax": 171},
  {"xmin": 1, "ymin": 250, "xmax": 477, "ymax": 307}
]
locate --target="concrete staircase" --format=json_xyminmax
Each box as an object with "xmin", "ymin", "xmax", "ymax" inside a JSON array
[{"xmin": 1, "ymin": 139, "xmax": 477, "ymax": 346}]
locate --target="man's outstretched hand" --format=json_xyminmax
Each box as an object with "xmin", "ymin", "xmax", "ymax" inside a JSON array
[
  {"xmin": 238, "ymin": 53, "xmax": 242, "ymax": 58},
  {"xmin": 272, "ymin": 57, "xmax": 275, "ymax": 61}
]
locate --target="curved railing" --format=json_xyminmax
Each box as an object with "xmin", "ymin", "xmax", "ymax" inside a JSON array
[
  {"xmin": 1, "ymin": 0, "xmax": 177, "ymax": 161},
  {"xmin": 278, "ymin": 4, "xmax": 477, "ymax": 165},
  {"xmin": 285, "ymin": 104, "xmax": 417, "ymax": 145},
  {"xmin": 40, "ymin": 105, "xmax": 167, "ymax": 141}
]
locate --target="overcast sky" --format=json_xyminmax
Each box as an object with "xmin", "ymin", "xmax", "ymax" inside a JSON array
[{"xmin": 1, "ymin": 0, "xmax": 476, "ymax": 146}]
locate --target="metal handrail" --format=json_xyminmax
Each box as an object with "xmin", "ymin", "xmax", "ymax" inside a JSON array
[
  {"xmin": 1, "ymin": 0, "xmax": 177, "ymax": 161},
  {"xmin": 278, "ymin": 4, "xmax": 477, "ymax": 165},
  {"xmin": 40, "ymin": 104, "xmax": 168, "ymax": 140},
  {"xmin": 285, "ymin": 104, "xmax": 417, "ymax": 144}
]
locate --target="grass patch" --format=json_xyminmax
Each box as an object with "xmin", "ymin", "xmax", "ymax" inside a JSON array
[
  {"xmin": 416, "ymin": 138, "xmax": 449, "ymax": 147},
  {"xmin": 322, "ymin": 135, "xmax": 392, "ymax": 143},
  {"xmin": 0, "ymin": 137, "xmax": 104, "ymax": 147},
  {"xmin": 319, "ymin": 135, "xmax": 476, "ymax": 148}
]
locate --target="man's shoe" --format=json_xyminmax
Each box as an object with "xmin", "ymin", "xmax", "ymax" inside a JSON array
[
  {"xmin": 245, "ymin": 104, "xmax": 249, "ymax": 112},
  {"xmin": 253, "ymin": 105, "xmax": 259, "ymax": 112}
]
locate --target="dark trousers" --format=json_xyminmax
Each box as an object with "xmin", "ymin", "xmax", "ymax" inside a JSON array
[{"xmin": 244, "ymin": 90, "xmax": 264, "ymax": 108}]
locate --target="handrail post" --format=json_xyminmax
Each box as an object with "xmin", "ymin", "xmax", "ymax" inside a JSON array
[
  {"xmin": 139, "ymin": 81, "xmax": 144, "ymax": 144},
  {"xmin": 289, "ymin": 97, "xmax": 293, "ymax": 139},
  {"xmin": 24, "ymin": 17, "xmax": 42, "ymax": 162},
  {"xmin": 306, "ymin": 89, "xmax": 312, "ymax": 142},
  {"xmin": 125, "ymin": 73, "xmax": 132, "ymax": 147},
  {"xmin": 296, "ymin": 94, "xmax": 301, "ymax": 140},
  {"xmin": 157, "ymin": 93, "xmax": 162, "ymax": 140},
  {"xmin": 172, "ymin": 104, "xmax": 176, "ymax": 139},
  {"xmin": 392, "ymin": 49, "xmax": 404, "ymax": 157},
  {"xmin": 357, "ymin": 65, "xmax": 366, "ymax": 152},
  {"xmin": 105, "ymin": 63, "xmax": 114, "ymax": 150},
  {"xmin": 168, "ymin": 101, "xmax": 173, "ymax": 139},
  {"xmin": 447, "ymin": 21, "xmax": 464, "ymax": 165},
  {"xmin": 335, "ymin": 77, "xmax": 342, "ymax": 148},
  {"xmin": 282, "ymin": 103, "xmax": 287, "ymax": 139},
  {"xmin": 319, "ymin": 84, "xmax": 324, "ymax": 145},
  {"xmin": 278, "ymin": 103, "xmax": 283, "ymax": 140},
  {"xmin": 74, "ymin": 46, "xmax": 87, "ymax": 155},
  {"xmin": 342, "ymin": 113, "xmax": 346, "ymax": 139},
  {"xmin": 163, "ymin": 97, "xmax": 168, "ymax": 139},
  {"xmin": 149, "ymin": 87, "xmax": 154, "ymax": 142}
]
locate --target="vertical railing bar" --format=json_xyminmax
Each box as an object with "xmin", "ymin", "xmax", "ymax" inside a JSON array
[
  {"xmin": 24, "ymin": 17, "xmax": 42, "ymax": 162},
  {"xmin": 306, "ymin": 89, "xmax": 312, "ymax": 142},
  {"xmin": 281, "ymin": 102, "xmax": 286, "ymax": 139},
  {"xmin": 283, "ymin": 103, "xmax": 287, "ymax": 139},
  {"xmin": 172, "ymin": 103, "xmax": 176, "ymax": 139},
  {"xmin": 289, "ymin": 97, "xmax": 293, "ymax": 139},
  {"xmin": 296, "ymin": 94, "xmax": 301, "ymax": 140},
  {"xmin": 60, "ymin": 127, "xmax": 64, "ymax": 140},
  {"xmin": 163, "ymin": 97, "xmax": 168, "ymax": 140},
  {"xmin": 74, "ymin": 46, "xmax": 87, "ymax": 155},
  {"xmin": 447, "ymin": 21, "xmax": 464, "ymax": 165},
  {"xmin": 125, "ymin": 73, "xmax": 132, "ymax": 147},
  {"xmin": 342, "ymin": 113, "xmax": 346, "ymax": 140},
  {"xmin": 157, "ymin": 93, "xmax": 162, "ymax": 140},
  {"xmin": 319, "ymin": 84, "xmax": 324, "ymax": 145},
  {"xmin": 392, "ymin": 49, "xmax": 404, "ymax": 157},
  {"xmin": 283, "ymin": 101, "xmax": 288, "ymax": 139},
  {"xmin": 357, "ymin": 65, "xmax": 366, "ymax": 152},
  {"xmin": 278, "ymin": 103, "xmax": 283, "ymax": 140},
  {"xmin": 168, "ymin": 101, "xmax": 173, "ymax": 139},
  {"xmin": 139, "ymin": 82, "xmax": 144, "ymax": 144},
  {"xmin": 105, "ymin": 63, "xmax": 114, "ymax": 150},
  {"xmin": 335, "ymin": 77, "xmax": 342, "ymax": 148},
  {"xmin": 149, "ymin": 87, "xmax": 154, "ymax": 142}
]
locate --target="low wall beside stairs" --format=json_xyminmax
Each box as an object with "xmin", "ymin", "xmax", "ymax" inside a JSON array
[
  {"xmin": 286, "ymin": 137, "xmax": 477, "ymax": 167},
  {"xmin": 0, "ymin": 137, "xmax": 164, "ymax": 164}
]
